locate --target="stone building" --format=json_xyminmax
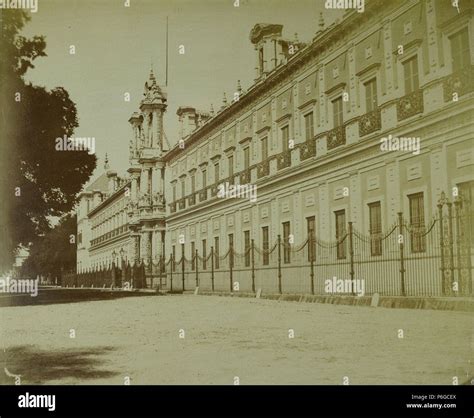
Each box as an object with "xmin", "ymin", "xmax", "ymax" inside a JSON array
[{"xmin": 77, "ymin": 0, "xmax": 473, "ymax": 294}]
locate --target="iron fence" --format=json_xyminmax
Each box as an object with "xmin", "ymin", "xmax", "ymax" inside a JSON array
[{"xmin": 66, "ymin": 196, "xmax": 473, "ymax": 297}]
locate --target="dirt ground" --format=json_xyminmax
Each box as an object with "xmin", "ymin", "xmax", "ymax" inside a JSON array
[{"xmin": 0, "ymin": 294, "xmax": 472, "ymax": 385}]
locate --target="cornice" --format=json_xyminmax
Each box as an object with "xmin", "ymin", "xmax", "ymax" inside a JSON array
[{"xmin": 164, "ymin": 0, "xmax": 389, "ymax": 165}]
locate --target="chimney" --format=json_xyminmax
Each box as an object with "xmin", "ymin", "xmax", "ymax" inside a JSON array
[
  {"xmin": 107, "ymin": 170, "xmax": 118, "ymax": 194},
  {"xmin": 249, "ymin": 23, "xmax": 284, "ymax": 79},
  {"xmin": 176, "ymin": 106, "xmax": 197, "ymax": 140},
  {"xmin": 92, "ymin": 190, "xmax": 102, "ymax": 207}
]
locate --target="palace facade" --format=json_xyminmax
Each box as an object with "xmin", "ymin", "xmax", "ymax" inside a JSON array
[{"xmin": 76, "ymin": 0, "xmax": 474, "ymax": 293}]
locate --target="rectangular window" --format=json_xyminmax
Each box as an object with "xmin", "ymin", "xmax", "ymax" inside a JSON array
[
  {"xmin": 262, "ymin": 226, "xmax": 269, "ymax": 265},
  {"xmin": 281, "ymin": 125, "xmax": 289, "ymax": 151},
  {"xmin": 202, "ymin": 169, "xmax": 207, "ymax": 189},
  {"xmin": 282, "ymin": 221, "xmax": 291, "ymax": 264},
  {"xmin": 364, "ymin": 78, "xmax": 378, "ymax": 112},
  {"xmin": 78, "ymin": 232, "xmax": 82, "ymax": 246},
  {"xmin": 214, "ymin": 236, "xmax": 220, "ymax": 270},
  {"xmin": 228, "ymin": 233, "xmax": 234, "ymax": 268},
  {"xmin": 368, "ymin": 202, "xmax": 382, "ymax": 256},
  {"xmin": 244, "ymin": 147, "xmax": 250, "ymax": 170},
  {"xmin": 172, "ymin": 183, "xmax": 177, "ymax": 201},
  {"xmin": 335, "ymin": 210, "xmax": 346, "ymax": 259},
  {"xmin": 180, "ymin": 178, "xmax": 185, "ymax": 198},
  {"xmin": 191, "ymin": 173, "xmax": 195, "ymax": 194},
  {"xmin": 214, "ymin": 162, "xmax": 220, "ymax": 183},
  {"xmin": 202, "ymin": 239, "xmax": 207, "ymax": 270},
  {"xmin": 450, "ymin": 28, "xmax": 471, "ymax": 72},
  {"xmin": 306, "ymin": 216, "xmax": 316, "ymax": 262},
  {"xmin": 304, "ymin": 112, "xmax": 314, "ymax": 141},
  {"xmin": 244, "ymin": 230, "xmax": 251, "ymax": 267},
  {"xmin": 191, "ymin": 241, "xmax": 195, "ymax": 271},
  {"xmin": 403, "ymin": 56, "xmax": 419, "ymax": 94},
  {"xmin": 408, "ymin": 193, "xmax": 426, "ymax": 253},
  {"xmin": 333, "ymin": 97, "xmax": 343, "ymax": 128},
  {"xmin": 261, "ymin": 136, "xmax": 268, "ymax": 160},
  {"xmin": 228, "ymin": 155, "xmax": 234, "ymax": 178}
]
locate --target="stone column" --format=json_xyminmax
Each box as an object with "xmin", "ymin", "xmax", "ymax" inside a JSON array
[
  {"xmin": 140, "ymin": 169, "xmax": 149, "ymax": 201},
  {"xmin": 254, "ymin": 45, "xmax": 260, "ymax": 80},
  {"xmin": 425, "ymin": 0, "xmax": 440, "ymax": 81},
  {"xmin": 131, "ymin": 175, "xmax": 138, "ymax": 202},
  {"xmin": 382, "ymin": 19, "xmax": 395, "ymax": 97},
  {"xmin": 132, "ymin": 234, "xmax": 140, "ymax": 263},
  {"xmin": 152, "ymin": 167, "xmax": 160, "ymax": 203},
  {"xmin": 139, "ymin": 231, "xmax": 146, "ymax": 263},
  {"xmin": 386, "ymin": 160, "xmax": 400, "ymax": 222},
  {"xmin": 155, "ymin": 109, "xmax": 163, "ymax": 150},
  {"xmin": 146, "ymin": 231, "xmax": 153, "ymax": 277},
  {"xmin": 159, "ymin": 168, "xmax": 164, "ymax": 197}
]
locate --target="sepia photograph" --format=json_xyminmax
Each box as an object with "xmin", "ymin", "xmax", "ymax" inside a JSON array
[{"xmin": 0, "ymin": 0, "xmax": 473, "ymax": 416}]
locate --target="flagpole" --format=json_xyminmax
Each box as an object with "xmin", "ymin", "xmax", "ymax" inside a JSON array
[{"xmin": 165, "ymin": 16, "xmax": 169, "ymax": 86}]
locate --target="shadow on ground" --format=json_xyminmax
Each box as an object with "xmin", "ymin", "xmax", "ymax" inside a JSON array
[
  {"xmin": 0, "ymin": 345, "xmax": 119, "ymax": 384},
  {"xmin": 0, "ymin": 288, "xmax": 157, "ymax": 307}
]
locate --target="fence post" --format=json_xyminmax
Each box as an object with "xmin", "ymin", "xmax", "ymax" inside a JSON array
[
  {"xmin": 348, "ymin": 222, "xmax": 355, "ymax": 296},
  {"xmin": 159, "ymin": 254, "xmax": 164, "ymax": 291},
  {"xmin": 211, "ymin": 246, "xmax": 215, "ymax": 292},
  {"xmin": 309, "ymin": 235, "xmax": 315, "ymax": 295},
  {"xmin": 229, "ymin": 242, "xmax": 233, "ymax": 293},
  {"xmin": 141, "ymin": 259, "xmax": 146, "ymax": 289},
  {"xmin": 170, "ymin": 252, "xmax": 174, "ymax": 292},
  {"xmin": 447, "ymin": 202, "xmax": 455, "ymax": 293},
  {"xmin": 277, "ymin": 234, "xmax": 282, "ymax": 294},
  {"xmin": 397, "ymin": 212, "xmax": 406, "ymax": 296},
  {"xmin": 181, "ymin": 243, "xmax": 185, "ymax": 292},
  {"xmin": 454, "ymin": 198, "xmax": 463, "ymax": 295},
  {"xmin": 251, "ymin": 239, "xmax": 255, "ymax": 293},
  {"xmin": 437, "ymin": 200, "xmax": 445, "ymax": 295},
  {"xmin": 195, "ymin": 249, "xmax": 199, "ymax": 289}
]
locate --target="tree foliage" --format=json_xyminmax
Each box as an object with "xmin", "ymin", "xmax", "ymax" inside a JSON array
[
  {"xmin": 0, "ymin": 10, "xmax": 96, "ymax": 272},
  {"xmin": 20, "ymin": 214, "xmax": 77, "ymax": 280}
]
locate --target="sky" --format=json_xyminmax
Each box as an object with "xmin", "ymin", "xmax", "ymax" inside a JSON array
[{"xmin": 22, "ymin": 0, "xmax": 343, "ymax": 182}]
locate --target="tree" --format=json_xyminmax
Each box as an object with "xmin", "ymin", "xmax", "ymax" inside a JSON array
[
  {"xmin": 0, "ymin": 10, "xmax": 96, "ymax": 272},
  {"xmin": 20, "ymin": 214, "xmax": 77, "ymax": 281}
]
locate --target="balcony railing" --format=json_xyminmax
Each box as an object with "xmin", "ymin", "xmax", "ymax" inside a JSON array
[
  {"xmin": 397, "ymin": 89, "xmax": 423, "ymax": 121},
  {"xmin": 277, "ymin": 150, "xmax": 291, "ymax": 170},
  {"xmin": 240, "ymin": 168, "xmax": 251, "ymax": 184},
  {"xmin": 443, "ymin": 65, "xmax": 474, "ymax": 102},
  {"xmin": 188, "ymin": 193, "xmax": 196, "ymax": 206},
  {"xmin": 327, "ymin": 126, "xmax": 346, "ymax": 150},
  {"xmin": 199, "ymin": 189, "xmax": 207, "ymax": 202},
  {"xmin": 211, "ymin": 185, "xmax": 218, "ymax": 197},
  {"xmin": 91, "ymin": 224, "xmax": 129, "ymax": 247},
  {"xmin": 257, "ymin": 160, "xmax": 269, "ymax": 179},
  {"xmin": 178, "ymin": 198, "xmax": 186, "ymax": 210},
  {"xmin": 169, "ymin": 202, "xmax": 176, "ymax": 213},
  {"xmin": 359, "ymin": 108, "xmax": 381, "ymax": 137},
  {"xmin": 299, "ymin": 139, "xmax": 316, "ymax": 161}
]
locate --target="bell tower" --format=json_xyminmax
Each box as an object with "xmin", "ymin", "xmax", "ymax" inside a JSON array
[
  {"xmin": 140, "ymin": 69, "xmax": 167, "ymax": 152},
  {"xmin": 126, "ymin": 69, "xmax": 168, "ymax": 286},
  {"xmin": 128, "ymin": 69, "xmax": 168, "ymax": 163}
]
